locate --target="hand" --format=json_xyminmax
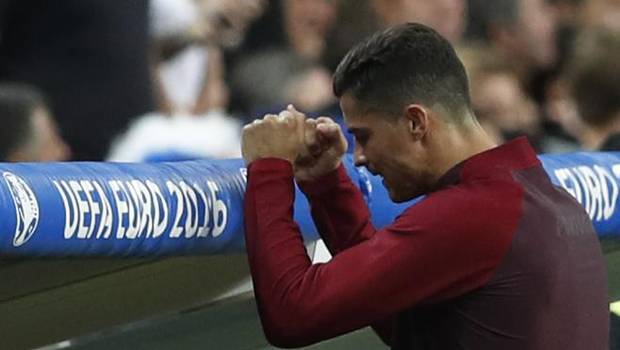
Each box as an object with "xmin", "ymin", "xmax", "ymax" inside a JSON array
[
  {"xmin": 241, "ymin": 108, "xmax": 305, "ymax": 165},
  {"xmin": 293, "ymin": 110, "xmax": 348, "ymax": 182}
]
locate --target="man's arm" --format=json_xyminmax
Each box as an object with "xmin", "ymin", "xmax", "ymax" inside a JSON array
[
  {"xmin": 292, "ymin": 112, "xmax": 379, "ymax": 255},
  {"xmin": 244, "ymin": 158, "xmax": 521, "ymax": 348},
  {"xmin": 298, "ymin": 163, "xmax": 394, "ymax": 345},
  {"xmin": 297, "ymin": 164, "xmax": 375, "ymax": 255},
  {"xmin": 242, "ymin": 109, "xmax": 394, "ymax": 346},
  {"xmin": 295, "ymin": 114, "xmax": 395, "ymax": 344}
]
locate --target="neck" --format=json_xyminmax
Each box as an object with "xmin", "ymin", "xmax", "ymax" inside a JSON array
[{"xmin": 430, "ymin": 116, "xmax": 498, "ymax": 182}]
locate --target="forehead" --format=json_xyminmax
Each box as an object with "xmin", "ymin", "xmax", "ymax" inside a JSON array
[
  {"xmin": 339, "ymin": 93, "xmax": 372, "ymax": 126},
  {"xmin": 340, "ymin": 93, "xmax": 398, "ymax": 131}
]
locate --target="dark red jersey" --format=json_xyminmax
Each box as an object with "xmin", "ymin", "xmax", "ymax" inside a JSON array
[{"xmin": 243, "ymin": 138, "xmax": 609, "ymax": 349}]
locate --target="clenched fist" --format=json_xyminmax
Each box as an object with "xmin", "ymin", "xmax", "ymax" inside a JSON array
[
  {"xmin": 241, "ymin": 106, "xmax": 305, "ymax": 165},
  {"xmin": 294, "ymin": 116, "xmax": 348, "ymax": 182}
]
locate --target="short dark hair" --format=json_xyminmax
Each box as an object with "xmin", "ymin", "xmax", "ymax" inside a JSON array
[
  {"xmin": 0, "ymin": 83, "xmax": 46, "ymax": 159},
  {"xmin": 333, "ymin": 23, "xmax": 472, "ymax": 120}
]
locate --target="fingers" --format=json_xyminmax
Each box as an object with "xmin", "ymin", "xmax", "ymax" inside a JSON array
[
  {"xmin": 243, "ymin": 106, "xmax": 346, "ymax": 163},
  {"xmin": 263, "ymin": 113, "xmax": 278, "ymax": 122},
  {"xmin": 287, "ymin": 104, "xmax": 301, "ymax": 114},
  {"xmin": 315, "ymin": 116, "xmax": 335, "ymax": 124},
  {"xmin": 241, "ymin": 107, "xmax": 308, "ymax": 165},
  {"xmin": 315, "ymin": 117, "xmax": 338, "ymax": 139},
  {"xmin": 246, "ymin": 108, "xmax": 335, "ymax": 138},
  {"xmin": 316, "ymin": 117, "xmax": 348, "ymax": 154},
  {"xmin": 247, "ymin": 109, "xmax": 299, "ymax": 128},
  {"xmin": 304, "ymin": 119, "xmax": 321, "ymax": 156},
  {"xmin": 315, "ymin": 118, "xmax": 340, "ymax": 141}
]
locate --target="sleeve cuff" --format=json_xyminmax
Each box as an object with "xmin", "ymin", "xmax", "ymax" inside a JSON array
[
  {"xmin": 248, "ymin": 158, "xmax": 294, "ymax": 176},
  {"xmin": 297, "ymin": 163, "xmax": 350, "ymax": 197}
]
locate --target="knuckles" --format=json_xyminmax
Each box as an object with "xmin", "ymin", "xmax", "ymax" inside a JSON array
[
  {"xmin": 242, "ymin": 108, "xmax": 311, "ymax": 145},
  {"xmin": 245, "ymin": 113, "xmax": 301, "ymax": 131}
]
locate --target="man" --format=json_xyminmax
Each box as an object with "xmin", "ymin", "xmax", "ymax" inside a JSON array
[
  {"xmin": 467, "ymin": 0, "xmax": 558, "ymax": 77},
  {"xmin": 566, "ymin": 29, "xmax": 620, "ymax": 152},
  {"xmin": 0, "ymin": 83, "xmax": 71, "ymax": 161},
  {"xmin": 371, "ymin": 0, "xmax": 467, "ymax": 43},
  {"xmin": 242, "ymin": 23, "xmax": 608, "ymax": 349}
]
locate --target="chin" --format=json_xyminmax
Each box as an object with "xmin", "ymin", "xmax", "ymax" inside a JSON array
[
  {"xmin": 387, "ymin": 188, "xmax": 418, "ymax": 203},
  {"xmin": 386, "ymin": 182, "xmax": 426, "ymax": 203}
]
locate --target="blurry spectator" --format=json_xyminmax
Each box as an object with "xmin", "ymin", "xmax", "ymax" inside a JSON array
[
  {"xmin": 473, "ymin": 65, "xmax": 539, "ymax": 139},
  {"xmin": 111, "ymin": 0, "xmax": 265, "ymax": 162},
  {"xmin": 285, "ymin": 66, "xmax": 335, "ymax": 112},
  {"xmin": 282, "ymin": 0, "xmax": 338, "ymax": 61},
  {"xmin": 322, "ymin": 0, "xmax": 381, "ymax": 72},
  {"xmin": 201, "ymin": 0, "xmax": 266, "ymax": 49},
  {"xmin": 150, "ymin": 0, "xmax": 209, "ymax": 115},
  {"xmin": 565, "ymin": 28, "xmax": 620, "ymax": 150},
  {"xmin": 537, "ymin": 0, "xmax": 585, "ymax": 116},
  {"xmin": 582, "ymin": 0, "xmax": 620, "ymax": 31},
  {"xmin": 465, "ymin": 0, "xmax": 581, "ymax": 152},
  {"xmin": 459, "ymin": 45, "xmax": 546, "ymax": 148},
  {"xmin": 0, "ymin": 83, "xmax": 70, "ymax": 162},
  {"xmin": 370, "ymin": 0, "xmax": 468, "ymax": 43},
  {"xmin": 150, "ymin": 0, "xmax": 265, "ymax": 115},
  {"xmin": 539, "ymin": 73, "xmax": 583, "ymax": 152},
  {"xmin": 238, "ymin": 0, "xmax": 337, "ymax": 61},
  {"xmin": 323, "ymin": 0, "xmax": 467, "ymax": 81},
  {"xmin": 229, "ymin": 0, "xmax": 338, "ymax": 117},
  {"xmin": 106, "ymin": 110, "xmax": 241, "ymax": 162},
  {"xmin": 456, "ymin": 45, "xmax": 504, "ymax": 144},
  {"xmin": 467, "ymin": 0, "xmax": 558, "ymax": 79},
  {"xmin": 0, "ymin": 0, "xmax": 155, "ymax": 160},
  {"xmin": 231, "ymin": 50, "xmax": 335, "ymax": 118},
  {"xmin": 564, "ymin": 27, "xmax": 620, "ymax": 350}
]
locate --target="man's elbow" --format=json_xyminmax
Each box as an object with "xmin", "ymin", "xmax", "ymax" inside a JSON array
[
  {"xmin": 263, "ymin": 322, "xmax": 316, "ymax": 348},
  {"xmin": 264, "ymin": 329, "xmax": 308, "ymax": 348},
  {"xmin": 261, "ymin": 308, "xmax": 325, "ymax": 348}
]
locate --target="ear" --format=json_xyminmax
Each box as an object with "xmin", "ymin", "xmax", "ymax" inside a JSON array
[{"xmin": 404, "ymin": 104, "xmax": 429, "ymax": 140}]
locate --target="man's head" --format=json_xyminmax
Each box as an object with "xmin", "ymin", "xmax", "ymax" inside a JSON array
[
  {"xmin": 333, "ymin": 23, "xmax": 491, "ymax": 202},
  {"xmin": 334, "ymin": 23, "xmax": 471, "ymax": 119},
  {"xmin": 0, "ymin": 83, "xmax": 71, "ymax": 161}
]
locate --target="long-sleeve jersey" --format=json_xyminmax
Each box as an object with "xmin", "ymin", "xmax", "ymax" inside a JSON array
[{"xmin": 243, "ymin": 137, "xmax": 609, "ymax": 349}]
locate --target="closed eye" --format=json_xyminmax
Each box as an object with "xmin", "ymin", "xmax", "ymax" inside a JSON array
[
  {"xmin": 348, "ymin": 128, "xmax": 370, "ymax": 146},
  {"xmin": 355, "ymin": 134, "xmax": 369, "ymax": 146}
]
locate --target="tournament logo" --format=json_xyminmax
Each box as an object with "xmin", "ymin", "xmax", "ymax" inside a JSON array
[{"xmin": 3, "ymin": 172, "xmax": 40, "ymax": 247}]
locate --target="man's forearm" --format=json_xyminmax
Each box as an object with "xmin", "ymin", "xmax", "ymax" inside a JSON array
[{"xmin": 298, "ymin": 164, "xmax": 376, "ymax": 255}]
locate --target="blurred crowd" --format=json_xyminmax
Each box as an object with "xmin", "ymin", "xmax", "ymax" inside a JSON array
[{"xmin": 0, "ymin": 0, "xmax": 619, "ymax": 162}]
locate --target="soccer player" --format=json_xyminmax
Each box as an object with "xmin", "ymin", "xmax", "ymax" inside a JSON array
[{"xmin": 241, "ymin": 23, "xmax": 609, "ymax": 349}]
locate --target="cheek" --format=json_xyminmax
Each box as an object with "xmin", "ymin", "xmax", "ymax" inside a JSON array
[
  {"xmin": 392, "ymin": 152, "xmax": 433, "ymax": 193},
  {"xmin": 378, "ymin": 156, "xmax": 413, "ymax": 192}
]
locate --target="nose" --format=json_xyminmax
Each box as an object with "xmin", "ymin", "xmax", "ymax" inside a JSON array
[{"xmin": 353, "ymin": 143, "xmax": 367, "ymax": 167}]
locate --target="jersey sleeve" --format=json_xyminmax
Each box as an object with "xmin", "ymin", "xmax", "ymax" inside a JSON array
[
  {"xmin": 244, "ymin": 158, "xmax": 522, "ymax": 348},
  {"xmin": 297, "ymin": 163, "xmax": 376, "ymax": 255}
]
